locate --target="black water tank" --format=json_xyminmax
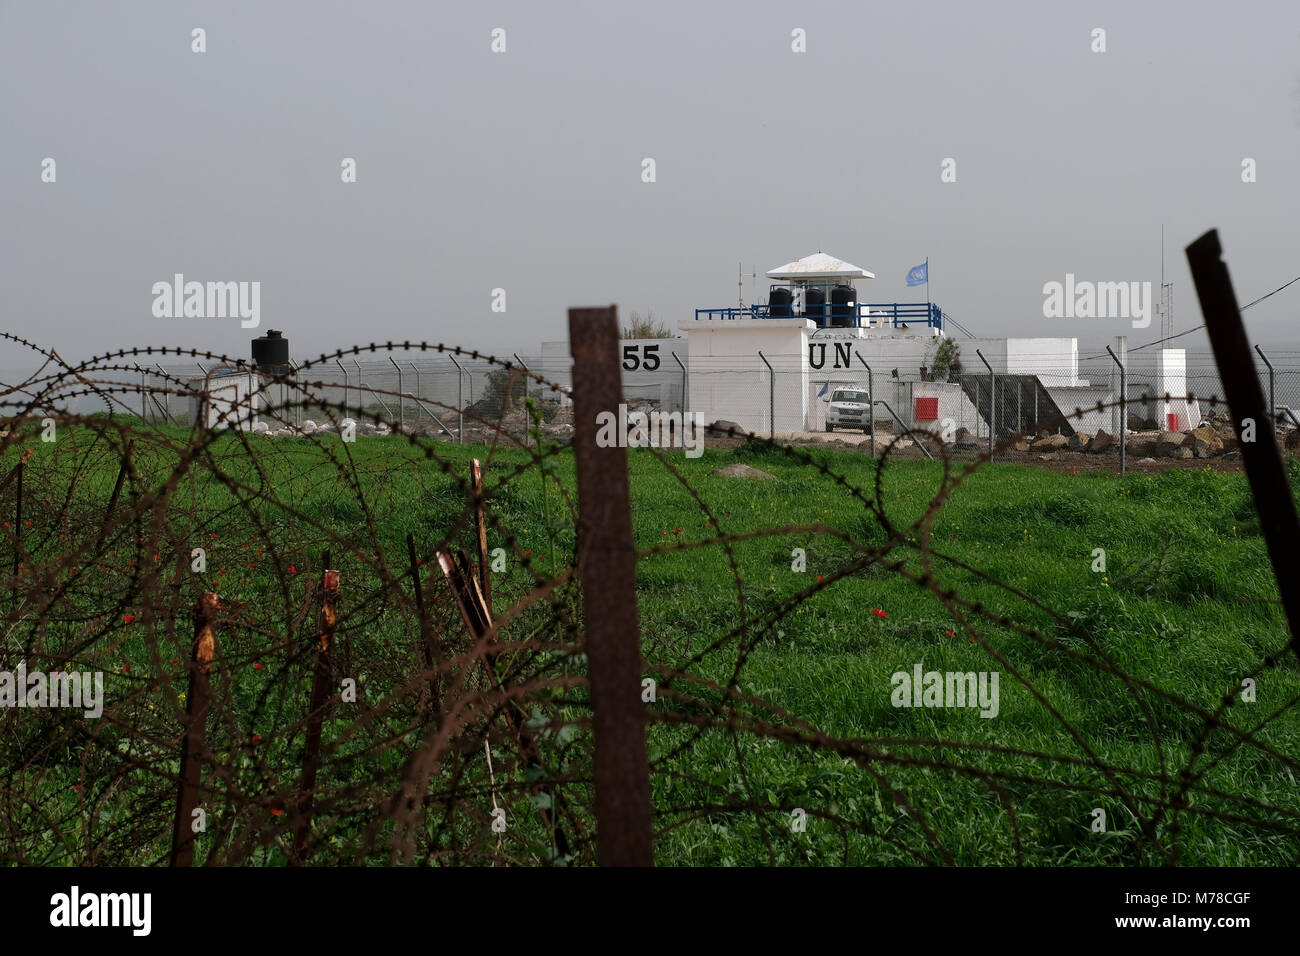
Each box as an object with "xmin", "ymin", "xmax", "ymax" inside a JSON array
[
  {"xmin": 830, "ymin": 285, "xmax": 856, "ymax": 327},
  {"xmin": 252, "ymin": 330, "xmax": 290, "ymax": 374},
  {"xmin": 804, "ymin": 287, "xmax": 826, "ymax": 325},
  {"xmin": 768, "ymin": 287, "xmax": 793, "ymax": 318}
]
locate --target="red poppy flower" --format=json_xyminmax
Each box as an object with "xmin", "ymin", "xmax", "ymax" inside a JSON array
[
  {"xmin": 817, "ymin": 576, "xmax": 824, "ymax": 581},
  {"xmin": 873, "ymin": 608, "xmax": 888, "ymax": 618},
  {"xmin": 252, "ymin": 735, "xmax": 262, "ymax": 743},
  {"xmin": 254, "ymin": 663, "xmax": 263, "ymax": 670},
  {"xmin": 289, "ymin": 566, "xmax": 296, "ymax": 574},
  {"xmin": 946, "ymin": 630, "xmax": 955, "ymax": 637},
  {"xmin": 271, "ymin": 808, "xmax": 282, "ymax": 815},
  {"xmin": 123, "ymin": 614, "xmax": 134, "ymax": 623}
]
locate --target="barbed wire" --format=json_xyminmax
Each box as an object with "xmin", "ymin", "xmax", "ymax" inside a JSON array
[{"xmin": 0, "ymin": 335, "xmax": 1295, "ymax": 866}]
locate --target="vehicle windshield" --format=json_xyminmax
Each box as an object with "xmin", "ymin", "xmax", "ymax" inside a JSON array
[{"xmin": 832, "ymin": 390, "xmax": 867, "ymax": 403}]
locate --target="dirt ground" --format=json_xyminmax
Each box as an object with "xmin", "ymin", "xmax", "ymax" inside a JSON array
[{"xmin": 740, "ymin": 430, "xmax": 1255, "ymax": 474}]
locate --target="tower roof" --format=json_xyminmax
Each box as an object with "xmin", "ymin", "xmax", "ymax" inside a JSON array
[{"xmin": 767, "ymin": 252, "xmax": 875, "ymax": 280}]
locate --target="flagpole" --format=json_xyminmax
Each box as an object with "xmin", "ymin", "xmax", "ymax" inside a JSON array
[{"xmin": 926, "ymin": 257, "xmax": 931, "ymax": 326}]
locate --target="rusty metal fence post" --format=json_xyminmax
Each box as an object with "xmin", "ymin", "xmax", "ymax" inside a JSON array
[
  {"xmin": 171, "ymin": 591, "xmax": 218, "ymax": 867},
  {"xmin": 568, "ymin": 305, "xmax": 653, "ymax": 866},
  {"xmin": 1187, "ymin": 230, "xmax": 1300, "ymax": 648}
]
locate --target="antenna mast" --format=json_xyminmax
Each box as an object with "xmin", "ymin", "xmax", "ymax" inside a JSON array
[
  {"xmin": 739, "ymin": 262, "xmax": 757, "ymax": 310},
  {"xmin": 1160, "ymin": 224, "xmax": 1174, "ymax": 342}
]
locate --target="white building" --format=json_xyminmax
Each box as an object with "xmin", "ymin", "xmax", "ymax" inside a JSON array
[{"xmin": 539, "ymin": 251, "xmax": 1194, "ymax": 442}]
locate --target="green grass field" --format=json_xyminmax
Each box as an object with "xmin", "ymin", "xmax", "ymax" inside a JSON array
[{"xmin": 5, "ymin": 423, "xmax": 1299, "ymax": 865}]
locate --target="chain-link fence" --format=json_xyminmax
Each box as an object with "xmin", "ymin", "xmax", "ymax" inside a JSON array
[{"xmin": 11, "ymin": 345, "xmax": 1300, "ymax": 469}]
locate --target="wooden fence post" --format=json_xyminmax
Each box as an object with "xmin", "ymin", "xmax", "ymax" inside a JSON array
[
  {"xmin": 291, "ymin": 560, "xmax": 339, "ymax": 864},
  {"xmin": 568, "ymin": 305, "xmax": 653, "ymax": 866},
  {"xmin": 171, "ymin": 591, "xmax": 218, "ymax": 866}
]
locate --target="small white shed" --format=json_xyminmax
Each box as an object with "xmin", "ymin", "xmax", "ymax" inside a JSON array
[{"xmin": 188, "ymin": 370, "xmax": 260, "ymax": 430}]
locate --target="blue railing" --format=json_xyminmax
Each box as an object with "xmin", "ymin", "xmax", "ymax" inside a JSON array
[{"xmin": 693, "ymin": 302, "xmax": 944, "ymax": 331}]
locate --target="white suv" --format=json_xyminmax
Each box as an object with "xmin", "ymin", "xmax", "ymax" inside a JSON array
[{"xmin": 824, "ymin": 388, "xmax": 871, "ymax": 433}]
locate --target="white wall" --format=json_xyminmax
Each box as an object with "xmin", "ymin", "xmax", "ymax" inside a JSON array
[
  {"xmin": 683, "ymin": 319, "xmax": 809, "ymax": 434},
  {"xmin": 1006, "ymin": 338, "xmax": 1079, "ymax": 387},
  {"xmin": 538, "ymin": 337, "xmax": 688, "ymax": 410}
]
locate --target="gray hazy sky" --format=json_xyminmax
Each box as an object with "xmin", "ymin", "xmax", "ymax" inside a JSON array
[{"xmin": 3, "ymin": 0, "xmax": 1299, "ymax": 369}]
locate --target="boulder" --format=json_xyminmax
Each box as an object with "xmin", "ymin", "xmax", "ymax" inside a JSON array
[
  {"xmin": 1286, "ymin": 429, "xmax": 1300, "ymax": 453},
  {"xmin": 1087, "ymin": 430, "xmax": 1113, "ymax": 454},
  {"xmin": 1189, "ymin": 425, "xmax": 1223, "ymax": 458},
  {"xmin": 1172, "ymin": 446, "xmax": 1193, "ymax": 460},
  {"xmin": 1129, "ymin": 438, "xmax": 1157, "ymax": 458},
  {"xmin": 706, "ymin": 419, "xmax": 745, "ymax": 438},
  {"xmin": 300, "ymin": 419, "xmax": 317, "ymax": 434},
  {"xmin": 712, "ymin": 463, "xmax": 775, "ymax": 480},
  {"xmin": 1068, "ymin": 432, "xmax": 1092, "ymax": 451},
  {"xmin": 1037, "ymin": 434, "xmax": 1069, "ymax": 450},
  {"xmin": 1156, "ymin": 431, "xmax": 1185, "ymax": 457}
]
